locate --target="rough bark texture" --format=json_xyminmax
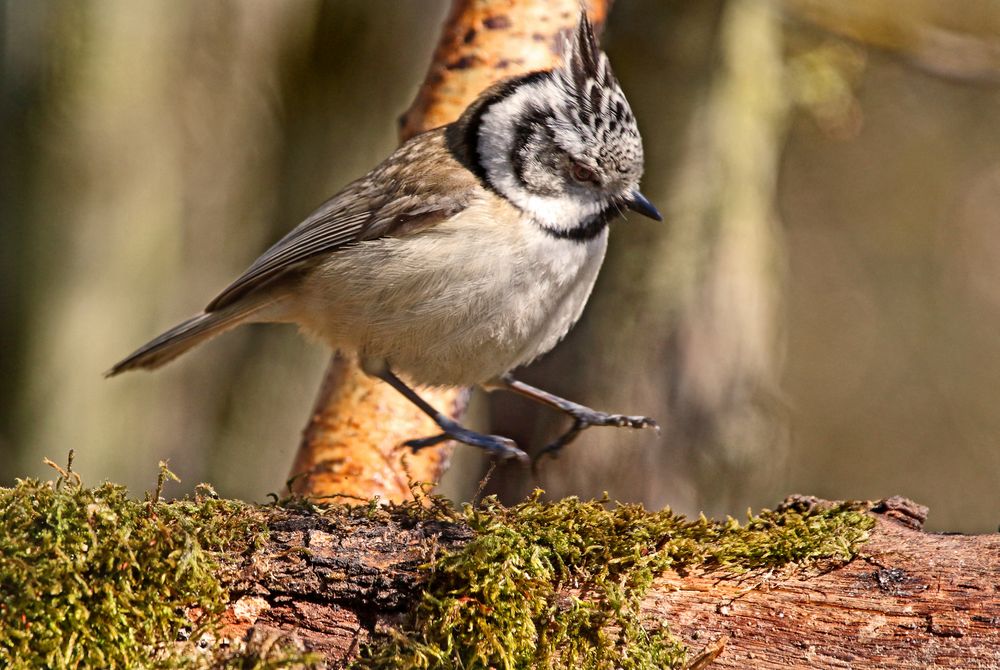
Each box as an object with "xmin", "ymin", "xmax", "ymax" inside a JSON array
[
  {"xmin": 650, "ymin": 496, "xmax": 1000, "ymax": 669},
  {"xmin": 288, "ymin": 0, "xmax": 610, "ymax": 501},
  {"xmin": 216, "ymin": 498, "xmax": 1000, "ymax": 668},
  {"xmin": 219, "ymin": 502, "xmax": 474, "ymax": 661}
]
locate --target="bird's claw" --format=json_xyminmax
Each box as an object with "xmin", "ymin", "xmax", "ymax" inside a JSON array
[
  {"xmin": 569, "ymin": 409, "xmax": 659, "ymax": 431},
  {"xmin": 404, "ymin": 425, "xmax": 528, "ymax": 463},
  {"xmin": 533, "ymin": 411, "xmax": 659, "ymax": 468}
]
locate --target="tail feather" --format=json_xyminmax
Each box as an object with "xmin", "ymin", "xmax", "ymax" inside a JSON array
[{"xmin": 106, "ymin": 301, "xmax": 270, "ymax": 377}]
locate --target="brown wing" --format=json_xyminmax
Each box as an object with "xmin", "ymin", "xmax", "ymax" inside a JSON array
[{"xmin": 205, "ymin": 128, "xmax": 472, "ymax": 312}]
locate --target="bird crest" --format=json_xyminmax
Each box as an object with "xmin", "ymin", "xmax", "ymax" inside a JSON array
[{"xmin": 551, "ymin": 11, "xmax": 641, "ymax": 183}]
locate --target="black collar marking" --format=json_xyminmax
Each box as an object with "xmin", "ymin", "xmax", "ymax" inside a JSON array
[
  {"xmin": 446, "ymin": 70, "xmax": 612, "ymax": 243},
  {"xmin": 537, "ymin": 205, "xmax": 616, "ymax": 242}
]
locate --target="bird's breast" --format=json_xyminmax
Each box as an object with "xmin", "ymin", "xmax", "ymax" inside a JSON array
[{"xmin": 299, "ymin": 199, "xmax": 609, "ymax": 386}]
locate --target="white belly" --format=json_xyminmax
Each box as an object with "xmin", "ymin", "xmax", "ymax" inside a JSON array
[{"xmin": 295, "ymin": 206, "xmax": 608, "ymax": 386}]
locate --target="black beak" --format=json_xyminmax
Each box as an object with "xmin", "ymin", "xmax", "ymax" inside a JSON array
[{"xmin": 625, "ymin": 190, "xmax": 662, "ymax": 221}]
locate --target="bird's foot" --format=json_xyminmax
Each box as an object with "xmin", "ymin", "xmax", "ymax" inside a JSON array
[
  {"xmin": 492, "ymin": 375, "xmax": 659, "ymax": 466},
  {"xmin": 404, "ymin": 416, "xmax": 528, "ymax": 463},
  {"xmin": 536, "ymin": 408, "xmax": 659, "ymax": 463}
]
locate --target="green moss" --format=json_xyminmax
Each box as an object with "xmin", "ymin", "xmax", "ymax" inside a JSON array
[
  {"xmin": 0, "ymin": 457, "xmax": 873, "ymax": 670},
  {"xmin": 155, "ymin": 630, "xmax": 322, "ymax": 670},
  {"xmin": 0, "ymin": 458, "xmax": 269, "ymax": 669},
  {"xmin": 356, "ymin": 492, "xmax": 874, "ymax": 670}
]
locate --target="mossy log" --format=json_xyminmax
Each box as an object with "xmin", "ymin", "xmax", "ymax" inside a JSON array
[
  {"xmin": 214, "ymin": 496, "xmax": 999, "ymax": 668},
  {"xmin": 5, "ymin": 472, "xmax": 997, "ymax": 668}
]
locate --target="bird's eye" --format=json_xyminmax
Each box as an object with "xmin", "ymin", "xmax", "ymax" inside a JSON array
[{"xmin": 570, "ymin": 162, "xmax": 597, "ymax": 184}]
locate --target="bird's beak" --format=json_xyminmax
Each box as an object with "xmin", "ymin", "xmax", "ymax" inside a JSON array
[{"xmin": 625, "ymin": 190, "xmax": 662, "ymax": 221}]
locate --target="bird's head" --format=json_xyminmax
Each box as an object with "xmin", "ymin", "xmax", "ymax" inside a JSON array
[{"xmin": 454, "ymin": 11, "xmax": 660, "ymax": 238}]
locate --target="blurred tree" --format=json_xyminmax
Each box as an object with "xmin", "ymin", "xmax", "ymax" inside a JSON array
[
  {"xmin": 487, "ymin": 0, "xmax": 1000, "ymax": 532},
  {"xmin": 3, "ymin": 0, "xmax": 1000, "ymax": 531},
  {"xmin": 784, "ymin": 0, "xmax": 1000, "ymax": 81},
  {"xmin": 12, "ymin": 1, "xmax": 329, "ymax": 489},
  {"xmin": 4, "ymin": 1, "xmax": 448, "ymax": 494},
  {"xmin": 489, "ymin": 0, "xmax": 790, "ymax": 516}
]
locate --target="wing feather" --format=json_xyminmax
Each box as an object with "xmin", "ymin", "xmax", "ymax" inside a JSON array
[
  {"xmin": 204, "ymin": 128, "xmax": 475, "ymax": 312},
  {"xmin": 205, "ymin": 195, "xmax": 372, "ymax": 311}
]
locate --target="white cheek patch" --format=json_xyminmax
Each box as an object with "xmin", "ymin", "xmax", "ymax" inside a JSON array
[
  {"xmin": 478, "ymin": 81, "xmax": 608, "ymax": 232},
  {"xmin": 517, "ymin": 193, "xmax": 605, "ymax": 230}
]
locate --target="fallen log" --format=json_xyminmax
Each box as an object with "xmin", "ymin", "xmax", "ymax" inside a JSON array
[
  {"xmin": 647, "ymin": 497, "xmax": 1000, "ymax": 668},
  {"xmin": 215, "ymin": 495, "xmax": 999, "ymax": 668},
  {"xmin": 5, "ymin": 469, "xmax": 996, "ymax": 668}
]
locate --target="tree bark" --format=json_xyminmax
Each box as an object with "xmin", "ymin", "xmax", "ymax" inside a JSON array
[
  {"xmin": 288, "ymin": 0, "xmax": 611, "ymax": 501},
  {"xmin": 216, "ymin": 497, "xmax": 1000, "ymax": 668}
]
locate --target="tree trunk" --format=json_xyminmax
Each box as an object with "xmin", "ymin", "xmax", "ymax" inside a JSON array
[
  {"xmin": 287, "ymin": 0, "xmax": 611, "ymax": 501},
  {"xmin": 215, "ymin": 496, "xmax": 1000, "ymax": 668}
]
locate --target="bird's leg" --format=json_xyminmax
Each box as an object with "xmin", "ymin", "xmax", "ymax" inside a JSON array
[
  {"xmin": 485, "ymin": 374, "xmax": 659, "ymax": 460},
  {"xmin": 372, "ymin": 366, "xmax": 528, "ymax": 463}
]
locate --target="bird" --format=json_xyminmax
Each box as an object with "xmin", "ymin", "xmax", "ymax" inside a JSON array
[{"xmin": 108, "ymin": 12, "xmax": 662, "ymax": 463}]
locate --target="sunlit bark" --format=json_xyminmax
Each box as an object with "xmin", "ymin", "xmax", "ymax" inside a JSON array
[{"xmin": 288, "ymin": 0, "xmax": 612, "ymax": 501}]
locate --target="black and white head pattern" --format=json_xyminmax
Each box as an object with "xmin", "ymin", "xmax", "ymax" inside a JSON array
[{"xmin": 472, "ymin": 12, "xmax": 645, "ymax": 238}]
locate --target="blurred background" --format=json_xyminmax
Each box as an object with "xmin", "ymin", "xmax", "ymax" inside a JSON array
[{"xmin": 2, "ymin": 0, "xmax": 999, "ymax": 532}]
